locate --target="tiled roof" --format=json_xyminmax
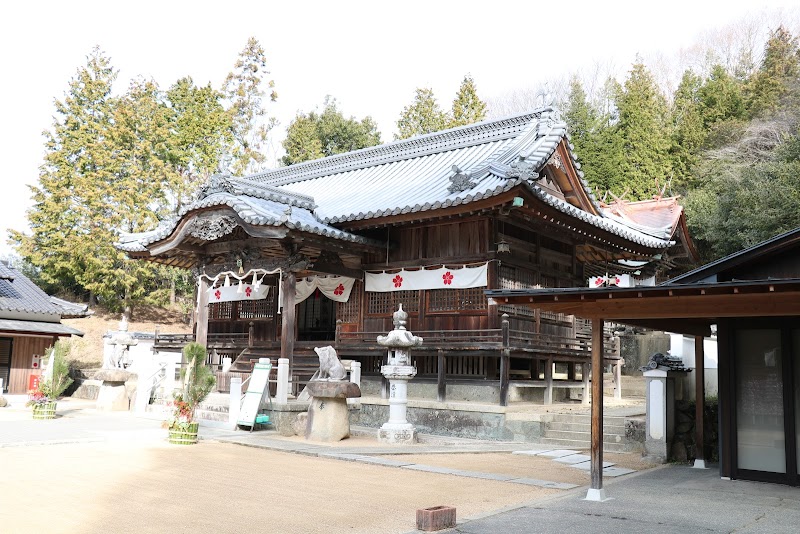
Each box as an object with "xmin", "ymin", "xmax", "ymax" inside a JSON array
[
  {"xmin": 0, "ymin": 318, "xmax": 83, "ymax": 336},
  {"xmin": 119, "ymin": 107, "xmax": 675, "ymax": 253},
  {"xmin": 0, "ymin": 264, "xmax": 66, "ymax": 317}
]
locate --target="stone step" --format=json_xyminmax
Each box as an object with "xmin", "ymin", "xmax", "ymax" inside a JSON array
[
  {"xmin": 195, "ymin": 408, "xmax": 231, "ymax": 422},
  {"xmin": 545, "ymin": 414, "xmax": 630, "ymax": 425},
  {"xmin": 546, "ymin": 421, "xmax": 625, "ymax": 433},
  {"xmin": 543, "ymin": 429, "xmax": 627, "ymax": 444},
  {"xmin": 538, "ymin": 437, "xmax": 633, "ymax": 454}
]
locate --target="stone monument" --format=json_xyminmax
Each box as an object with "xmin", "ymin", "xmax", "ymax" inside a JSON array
[
  {"xmin": 304, "ymin": 346, "xmax": 361, "ymax": 441},
  {"xmin": 104, "ymin": 315, "xmax": 138, "ymax": 369},
  {"xmin": 95, "ymin": 316, "xmax": 138, "ymax": 410},
  {"xmin": 377, "ymin": 304, "xmax": 421, "ymax": 444}
]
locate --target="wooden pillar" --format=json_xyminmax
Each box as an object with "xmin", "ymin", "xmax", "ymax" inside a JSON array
[
  {"xmin": 500, "ymin": 314, "xmax": 510, "ymax": 407},
  {"xmin": 587, "ymin": 317, "xmax": 607, "ymax": 501},
  {"xmin": 544, "ymin": 357, "xmax": 554, "ymax": 405},
  {"xmin": 196, "ymin": 275, "xmax": 209, "ymax": 347},
  {"xmin": 693, "ymin": 335, "xmax": 707, "ymax": 469},
  {"xmin": 280, "ymin": 272, "xmax": 296, "ymax": 375},
  {"xmin": 568, "ymin": 363, "xmax": 576, "ymax": 381},
  {"xmin": 437, "ymin": 349, "xmax": 446, "ymax": 402}
]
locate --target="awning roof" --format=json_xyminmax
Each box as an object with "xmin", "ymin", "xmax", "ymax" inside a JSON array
[
  {"xmin": 485, "ymin": 278, "xmax": 800, "ymax": 337},
  {"xmin": 0, "ymin": 319, "xmax": 84, "ymax": 337}
]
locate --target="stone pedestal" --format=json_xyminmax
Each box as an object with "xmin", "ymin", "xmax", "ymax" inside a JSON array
[
  {"xmin": 378, "ymin": 365, "xmax": 417, "ymax": 444},
  {"xmin": 643, "ymin": 369, "xmax": 675, "ymax": 462},
  {"xmin": 305, "ymin": 381, "xmax": 361, "ymax": 442},
  {"xmin": 94, "ymin": 369, "xmax": 134, "ymax": 411}
]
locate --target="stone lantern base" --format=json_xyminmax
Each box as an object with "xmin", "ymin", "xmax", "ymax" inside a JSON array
[{"xmin": 378, "ymin": 422, "xmax": 417, "ymax": 444}]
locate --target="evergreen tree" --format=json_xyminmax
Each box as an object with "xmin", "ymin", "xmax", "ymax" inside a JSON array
[
  {"xmin": 11, "ymin": 48, "xmax": 119, "ymax": 303},
  {"xmin": 395, "ymin": 87, "xmax": 449, "ymax": 140},
  {"xmin": 222, "ymin": 37, "xmax": 278, "ymax": 175},
  {"xmin": 282, "ymin": 97, "xmax": 381, "ymax": 166},
  {"xmin": 450, "ymin": 75, "xmax": 487, "ymax": 127},
  {"xmin": 746, "ymin": 26, "xmax": 800, "ymax": 117},
  {"xmin": 563, "ymin": 76, "xmax": 626, "ymax": 196},
  {"xmin": 166, "ymin": 77, "xmax": 233, "ymax": 210},
  {"xmin": 615, "ymin": 62, "xmax": 673, "ymax": 200},
  {"xmin": 670, "ymin": 70, "xmax": 706, "ymax": 189}
]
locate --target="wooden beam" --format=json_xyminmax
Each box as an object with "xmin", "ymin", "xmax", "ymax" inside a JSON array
[
  {"xmin": 590, "ymin": 317, "xmax": 605, "ymax": 497},
  {"xmin": 437, "ymin": 349, "xmax": 446, "ymax": 402},
  {"xmin": 280, "ymin": 272, "xmax": 296, "ymax": 382},
  {"xmin": 196, "ymin": 276, "xmax": 209, "ymax": 347},
  {"xmin": 203, "ymin": 237, "xmax": 287, "ymax": 256}
]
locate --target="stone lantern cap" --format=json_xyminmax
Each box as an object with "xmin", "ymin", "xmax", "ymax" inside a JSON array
[{"xmin": 377, "ymin": 304, "xmax": 423, "ymax": 348}]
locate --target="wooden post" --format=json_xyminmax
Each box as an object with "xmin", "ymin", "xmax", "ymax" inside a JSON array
[
  {"xmin": 544, "ymin": 357, "xmax": 554, "ymax": 405},
  {"xmin": 586, "ymin": 317, "xmax": 607, "ymax": 501},
  {"xmin": 196, "ymin": 275, "xmax": 209, "ymax": 347},
  {"xmin": 280, "ymin": 272, "xmax": 296, "ymax": 381},
  {"xmin": 500, "ymin": 314, "xmax": 510, "ymax": 407},
  {"xmin": 335, "ymin": 319, "xmax": 342, "ymax": 349},
  {"xmin": 693, "ymin": 335, "xmax": 707, "ymax": 469},
  {"xmin": 437, "ymin": 349, "xmax": 446, "ymax": 402},
  {"xmin": 568, "ymin": 363, "xmax": 576, "ymax": 381},
  {"xmin": 248, "ymin": 322, "xmax": 255, "ymax": 347}
]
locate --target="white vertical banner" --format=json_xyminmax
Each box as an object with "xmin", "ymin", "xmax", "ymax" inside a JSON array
[{"xmin": 365, "ymin": 263, "xmax": 488, "ymax": 292}]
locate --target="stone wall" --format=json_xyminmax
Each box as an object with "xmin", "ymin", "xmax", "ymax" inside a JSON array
[
  {"xmin": 669, "ymin": 399, "xmax": 719, "ymax": 463},
  {"xmin": 618, "ymin": 329, "xmax": 671, "ymax": 375}
]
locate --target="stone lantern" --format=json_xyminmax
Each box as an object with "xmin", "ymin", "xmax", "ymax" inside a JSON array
[{"xmin": 377, "ymin": 304, "xmax": 422, "ymax": 444}]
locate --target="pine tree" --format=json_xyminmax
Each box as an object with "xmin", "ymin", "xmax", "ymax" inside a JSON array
[
  {"xmin": 615, "ymin": 62, "xmax": 673, "ymax": 200},
  {"xmin": 282, "ymin": 97, "xmax": 381, "ymax": 166},
  {"xmin": 222, "ymin": 37, "xmax": 278, "ymax": 175},
  {"xmin": 395, "ymin": 88, "xmax": 449, "ymax": 140},
  {"xmin": 450, "ymin": 75, "xmax": 487, "ymax": 127}
]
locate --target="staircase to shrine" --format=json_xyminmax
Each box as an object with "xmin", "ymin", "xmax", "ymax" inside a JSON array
[{"xmin": 539, "ymin": 412, "xmax": 643, "ymax": 453}]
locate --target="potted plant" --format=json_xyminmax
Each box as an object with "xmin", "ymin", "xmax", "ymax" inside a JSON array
[
  {"xmin": 165, "ymin": 342, "xmax": 216, "ymax": 444},
  {"xmin": 27, "ymin": 341, "xmax": 73, "ymax": 420}
]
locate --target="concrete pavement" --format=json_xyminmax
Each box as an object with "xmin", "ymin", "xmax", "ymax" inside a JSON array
[{"xmin": 2, "ymin": 397, "xmax": 799, "ymax": 533}]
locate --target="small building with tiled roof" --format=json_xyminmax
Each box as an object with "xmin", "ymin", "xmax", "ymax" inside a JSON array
[
  {"xmin": 118, "ymin": 107, "xmax": 697, "ymax": 405},
  {"xmin": 0, "ymin": 261, "xmax": 86, "ymax": 393}
]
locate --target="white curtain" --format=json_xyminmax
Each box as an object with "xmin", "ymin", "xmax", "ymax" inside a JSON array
[
  {"xmin": 296, "ymin": 276, "xmax": 355, "ymax": 303},
  {"xmin": 365, "ymin": 263, "xmax": 488, "ymax": 292},
  {"xmin": 207, "ymin": 284, "xmax": 270, "ymax": 303}
]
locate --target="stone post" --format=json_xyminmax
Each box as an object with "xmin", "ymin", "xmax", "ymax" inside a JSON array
[
  {"xmin": 228, "ymin": 377, "xmax": 242, "ymax": 430},
  {"xmin": 348, "ymin": 361, "xmax": 361, "ymax": 406},
  {"xmin": 643, "ymin": 369, "xmax": 671, "ymax": 462},
  {"xmin": 276, "ymin": 357, "xmax": 289, "ymax": 404}
]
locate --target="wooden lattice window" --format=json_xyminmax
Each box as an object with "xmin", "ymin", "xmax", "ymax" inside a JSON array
[
  {"xmin": 209, "ymin": 301, "xmax": 233, "ymax": 319},
  {"xmin": 498, "ymin": 265, "xmax": 540, "ymax": 317},
  {"xmin": 366, "ymin": 290, "xmax": 419, "ymax": 315},
  {"xmin": 337, "ymin": 280, "xmax": 362, "ymax": 323},
  {"xmin": 239, "ymin": 293, "xmax": 275, "ymax": 319},
  {"xmin": 427, "ymin": 288, "xmax": 487, "ymax": 312}
]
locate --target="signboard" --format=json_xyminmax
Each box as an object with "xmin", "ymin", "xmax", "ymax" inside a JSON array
[{"xmin": 237, "ymin": 362, "xmax": 271, "ymax": 428}]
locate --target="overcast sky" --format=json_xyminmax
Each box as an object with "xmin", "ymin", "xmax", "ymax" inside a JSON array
[{"xmin": 1, "ymin": 0, "xmax": 797, "ymax": 258}]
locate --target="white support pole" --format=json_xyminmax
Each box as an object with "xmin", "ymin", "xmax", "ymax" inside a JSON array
[
  {"xmin": 582, "ymin": 363, "xmax": 590, "ymax": 405},
  {"xmin": 276, "ymin": 357, "xmax": 289, "ymax": 404},
  {"xmin": 614, "ymin": 360, "xmax": 622, "ymax": 400},
  {"xmin": 228, "ymin": 377, "xmax": 242, "ymax": 430},
  {"xmin": 348, "ymin": 361, "xmax": 361, "ymax": 406}
]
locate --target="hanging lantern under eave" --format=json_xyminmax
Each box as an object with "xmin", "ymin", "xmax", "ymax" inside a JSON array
[{"xmin": 497, "ymin": 240, "xmax": 511, "ymax": 254}]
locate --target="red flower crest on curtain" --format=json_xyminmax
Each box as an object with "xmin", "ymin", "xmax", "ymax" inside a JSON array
[
  {"xmin": 245, "ymin": 286, "xmax": 252, "ymax": 297},
  {"xmin": 442, "ymin": 271, "xmax": 454, "ymax": 285},
  {"xmin": 393, "ymin": 275, "xmax": 403, "ymax": 288},
  {"xmin": 214, "ymin": 290, "xmax": 222, "ymax": 300},
  {"xmin": 334, "ymin": 283, "xmax": 345, "ymax": 296}
]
